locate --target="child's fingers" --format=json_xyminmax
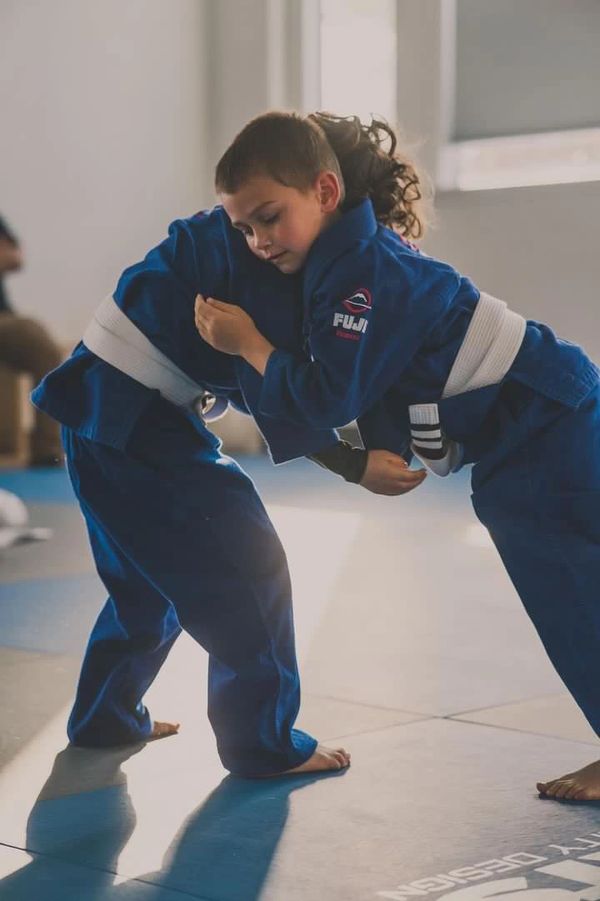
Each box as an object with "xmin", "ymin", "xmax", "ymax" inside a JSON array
[
  {"xmin": 194, "ymin": 295, "xmax": 207, "ymax": 322},
  {"xmin": 195, "ymin": 295, "xmax": 216, "ymax": 329},
  {"xmin": 206, "ymin": 297, "xmax": 231, "ymax": 311},
  {"xmin": 379, "ymin": 454, "xmax": 408, "ymax": 469},
  {"xmin": 399, "ymin": 468, "xmax": 428, "ymax": 484},
  {"xmin": 195, "ymin": 310, "xmax": 209, "ymax": 332},
  {"xmin": 394, "ymin": 470, "xmax": 427, "ymax": 494},
  {"xmin": 389, "ymin": 460, "xmax": 426, "ymax": 481},
  {"xmin": 195, "ymin": 308, "xmax": 213, "ymax": 337},
  {"xmin": 196, "ymin": 295, "xmax": 223, "ymax": 319},
  {"xmin": 373, "ymin": 472, "xmax": 426, "ymax": 497}
]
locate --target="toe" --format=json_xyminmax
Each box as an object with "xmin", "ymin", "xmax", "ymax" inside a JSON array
[
  {"xmin": 553, "ymin": 781, "xmax": 574, "ymax": 800},
  {"xmin": 543, "ymin": 783, "xmax": 560, "ymax": 798},
  {"xmin": 152, "ymin": 721, "xmax": 180, "ymax": 738},
  {"xmin": 544, "ymin": 779, "xmax": 563, "ymax": 796}
]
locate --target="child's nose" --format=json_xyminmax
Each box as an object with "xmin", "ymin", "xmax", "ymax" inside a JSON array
[{"xmin": 254, "ymin": 231, "xmax": 271, "ymax": 251}]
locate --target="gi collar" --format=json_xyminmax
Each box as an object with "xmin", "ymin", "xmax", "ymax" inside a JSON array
[{"xmin": 303, "ymin": 198, "xmax": 378, "ymax": 305}]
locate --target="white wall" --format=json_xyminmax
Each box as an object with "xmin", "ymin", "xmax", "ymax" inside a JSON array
[
  {"xmin": 205, "ymin": 0, "xmax": 320, "ymax": 172},
  {"xmin": 426, "ymin": 181, "xmax": 600, "ymax": 362},
  {"xmin": 1, "ymin": 0, "xmax": 209, "ymax": 340}
]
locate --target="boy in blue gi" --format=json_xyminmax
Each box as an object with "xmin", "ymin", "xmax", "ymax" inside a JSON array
[
  {"xmin": 32, "ymin": 202, "xmax": 422, "ymax": 778},
  {"xmin": 195, "ymin": 110, "xmax": 600, "ymax": 801}
]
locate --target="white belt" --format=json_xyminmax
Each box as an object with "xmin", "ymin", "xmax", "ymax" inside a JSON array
[
  {"xmin": 409, "ymin": 292, "xmax": 526, "ymax": 476},
  {"xmin": 82, "ymin": 295, "xmax": 227, "ymax": 419}
]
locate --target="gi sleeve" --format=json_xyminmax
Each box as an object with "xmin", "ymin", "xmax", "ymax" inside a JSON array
[
  {"xmin": 115, "ymin": 215, "xmax": 237, "ymax": 390},
  {"xmin": 227, "ymin": 389, "xmax": 251, "ymax": 416},
  {"xmin": 356, "ymin": 399, "xmax": 414, "ymax": 461},
  {"xmin": 234, "ymin": 357, "xmax": 340, "ymax": 463},
  {"xmin": 258, "ymin": 246, "xmax": 461, "ymax": 430}
]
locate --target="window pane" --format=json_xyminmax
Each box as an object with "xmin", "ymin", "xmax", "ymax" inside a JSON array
[{"xmin": 455, "ymin": 0, "xmax": 600, "ymax": 140}]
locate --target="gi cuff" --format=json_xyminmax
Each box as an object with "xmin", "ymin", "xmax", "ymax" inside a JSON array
[{"xmin": 308, "ymin": 440, "xmax": 368, "ymax": 484}]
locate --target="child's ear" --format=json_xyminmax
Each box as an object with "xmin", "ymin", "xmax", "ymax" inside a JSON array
[{"xmin": 317, "ymin": 171, "xmax": 341, "ymax": 213}]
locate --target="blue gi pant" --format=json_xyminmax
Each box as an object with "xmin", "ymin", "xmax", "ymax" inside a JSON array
[
  {"xmin": 471, "ymin": 381, "xmax": 600, "ymax": 736},
  {"xmin": 61, "ymin": 397, "xmax": 317, "ymax": 776}
]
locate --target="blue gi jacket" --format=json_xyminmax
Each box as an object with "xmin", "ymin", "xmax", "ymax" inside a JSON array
[
  {"xmin": 258, "ymin": 199, "xmax": 600, "ymax": 461},
  {"xmin": 31, "ymin": 207, "xmax": 337, "ymax": 463}
]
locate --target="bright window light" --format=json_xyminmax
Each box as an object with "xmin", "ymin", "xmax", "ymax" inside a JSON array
[{"xmin": 320, "ymin": 0, "xmax": 397, "ymax": 124}]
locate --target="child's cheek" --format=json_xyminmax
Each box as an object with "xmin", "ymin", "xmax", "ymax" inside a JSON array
[{"xmin": 289, "ymin": 227, "xmax": 306, "ymax": 252}]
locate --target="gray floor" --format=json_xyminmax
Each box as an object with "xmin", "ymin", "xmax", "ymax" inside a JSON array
[{"xmin": 0, "ymin": 459, "xmax": 599, "ymax": 901}]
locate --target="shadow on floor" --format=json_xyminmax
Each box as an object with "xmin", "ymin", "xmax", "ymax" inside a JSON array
[{"xmin": 0, "ymin": 744, "xmax": 346, "ymax": 900}]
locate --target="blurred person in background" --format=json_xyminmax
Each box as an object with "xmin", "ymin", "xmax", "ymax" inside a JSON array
[{"xmin": 0, "ymin": 213, "xmax": 62, "ymax": 466}]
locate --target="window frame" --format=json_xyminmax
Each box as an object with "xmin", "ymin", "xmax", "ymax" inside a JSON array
[{"xmin": 436, "ymin": 0, "xmax": 600, "ymax": 192}]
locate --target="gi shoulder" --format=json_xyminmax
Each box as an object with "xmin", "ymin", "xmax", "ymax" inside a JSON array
[
  {"xmin": 377, "ymin": 227, "xmax": 462, "ymax": 312},
  {"xmin": 312, "ymin": 231, "xmax": 461, "ymax": 325},
  {"xmin": 187, "ymin": 205, "xmax": 230, "ymax": 243},
  {"xmin": 116, "ymin": 208, "xmax": 231, "ymax": 310},
  {"xmin": 168, "ymin": 207, "xmax": 229, "ymax": 288}
]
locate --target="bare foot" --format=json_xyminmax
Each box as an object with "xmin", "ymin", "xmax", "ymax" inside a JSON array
[
  {"xmin": 147, "ymin": 720, "xmax": 180, "ymax": 742},
  {"xmin": 537, "ymin": 758, "xmax": 600, "ymax": 801},
  {"xmin": 264, "ymin": 744, "xmax": 351, "ymax": 778}
]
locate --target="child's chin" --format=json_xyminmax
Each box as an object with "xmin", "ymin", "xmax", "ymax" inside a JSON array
[{"xmin": 276, "ymin": 257, "xmax": 301, "ymax": 274}]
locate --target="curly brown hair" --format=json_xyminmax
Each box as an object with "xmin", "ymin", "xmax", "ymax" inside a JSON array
[
  {"xmin": 309, "ymin": 112, "xmax": 426, "ymax": 239},
  {"xmin": 214, "ymin": 110, "xmax": 427, "ymax": 239}
]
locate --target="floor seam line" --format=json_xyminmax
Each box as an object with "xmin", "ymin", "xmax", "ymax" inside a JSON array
[
  {"xmin": 304, "ymin": 692, "xmax": 431, "ymax": 717},
  {"xmin": 443, "ymin": 690, "xmax": 571, "ymax": 718},
  {"xmin": 446, "ymin": 715, "xmax": 599, "ymax": 747},
  {"xmin": 322, "ymin": 717, "xmax": 437, "ymax": 742},
  {"xmin": 0, "ymin": 839, "xmax": 213, "ymax": 900}
]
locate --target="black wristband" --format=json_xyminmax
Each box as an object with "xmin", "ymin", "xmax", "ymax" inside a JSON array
[{"xmin": 307, "ymin": 440, "xmax": 368, "ymax": 484}]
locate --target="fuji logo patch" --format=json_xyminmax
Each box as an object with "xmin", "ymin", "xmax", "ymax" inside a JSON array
[{"xmin": 342, "ymin": 288, "xmax": 372, "ymax": 315}]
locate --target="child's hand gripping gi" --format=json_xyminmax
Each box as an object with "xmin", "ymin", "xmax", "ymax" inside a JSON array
[{"xmin": 194, "ymin": 294, "xmax": 427, "ymax": 498}]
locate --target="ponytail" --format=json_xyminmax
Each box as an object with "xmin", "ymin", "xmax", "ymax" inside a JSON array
[
  {"xmin": 308, "ymin": 112, "xmax": 427, "ymax": 239},
  {"xmin": 215, "ymin": 109, "xmax": 428, "ymax": 239}
]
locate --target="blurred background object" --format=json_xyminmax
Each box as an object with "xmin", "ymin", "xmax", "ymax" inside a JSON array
[
  {"xmin": 0, "ymin": 486, "xmax": 52, "ymax": 549},
  {"xmin": 0, "ymin": 214, "xmax": 63, "ymax": 467}
]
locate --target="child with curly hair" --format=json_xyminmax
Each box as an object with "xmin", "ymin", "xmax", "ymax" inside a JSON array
[{"xmin": 196, "ymin": 109, "xmax": 600, "ymax": 801}]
